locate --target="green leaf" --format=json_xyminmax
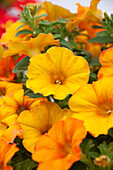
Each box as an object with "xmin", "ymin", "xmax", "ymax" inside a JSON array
[
  {"xmin": 85, "ymin": 140, "xmax": 95, "ymax": 155},
  {"xmin": 93, "ymin": 25, "xmax": 103, "ymax": 29},
  {"xmin": 16, "ymin": 24, "xmax": 27, "ymax": 31},
  {"xmin": 13, "ymin": 56, "xmax": 30, "ymax": 73},
  {"xmin": 51, "ymin": 19, "xmax": 67, "ymax": 26},
  {"xmin": 98, "ymin": 143, "xmax": 107, "ymax": 155},
  {"xmin": 88, "ymin": 152, "xmax": 100, "ymax": 158},
  {"xmin": 25, "ymin": 92, "xmax": 44, "ymax": 98},
  {"xmin": 60, "ymin": 39, "xmax": 72, "ymax": 50},
  {"xmin": 108, "ymin": 128, "xmax": 113, "ymax": 137},
  {"xmin": 89, "ymin": 57, "xmax": 101, "ymax": 66},
  {"xmin": 96, "ymin": 31, "xmax": 109, "ymax": 37},
  {"xmin": 36, "ymin": 5, "xmax": 42, "ymax": 14},
  {"xmin": 89, "ymin": 73, "xmax": 97, "ymax": 83},
  {"xmin": 13, "ymin": 158, "xmax": 38, "ymax": 170},
  {"xmin": 54, "ymin": 34, "xmax": 62, "ymax": 39},
  {"xmin": 15, "ymin": 30, "xmax": 33, "ymax": 37},
  {"xmin": 69, "ymin": 41, "xmax": 77, "ymax": 48},
  {"xmin": 36, "ymin": 19, "xmax": 50, "ymax": 26},
  {"xmin": 34, "ymin": 14, "xmax": 48, "ymax": 20},
  {"xmin": 88, "ymin": 36, "xmax": 113, "ymax": 44}
]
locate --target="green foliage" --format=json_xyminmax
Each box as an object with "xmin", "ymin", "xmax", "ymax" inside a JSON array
[
  {"xmin": 89, "ymin": 12, "xmax": 113, "ymax": 44},
  {"xmin": 13, "ymin": 56, "xmax": 30, "ymax": 73}
]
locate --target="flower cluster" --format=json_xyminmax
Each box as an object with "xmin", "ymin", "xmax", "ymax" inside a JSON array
[{"xmin": 0, "ymin": 0, "xmax": 113, "ymax": 169}]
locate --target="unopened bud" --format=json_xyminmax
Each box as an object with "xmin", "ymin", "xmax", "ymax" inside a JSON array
[{"xmin": 94, "ymin": 155, "xmax": 110, "ymax": 167}]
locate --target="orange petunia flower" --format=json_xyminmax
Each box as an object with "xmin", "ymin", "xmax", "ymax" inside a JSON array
[
  {"xmin": 3, "ymin": 33, "xmax": 59, "ymax": 58},
  {"xmin": 0, "ymin": 81, "xmax": 22, "ymax": 105},
  {"xmin": 98, "ymin": 47, "xmax": 113, "ymax": 79},
  {"xmin": 74, "ymin": 30, "xmax": 101, "ymax": 58},
  {"xmin": 26, "ymin": 46, "xmax": 90, "ymax": 100},
  {"xmin": 67, "ymin": 0, "xmax": 102, "ymax": 33},
  {"xmin": 17, "ymin": 101, "xmax": 73, "ymax": 153},
  {"xmin": 69, "ymin": 77, "xmax": 113, "ymax": 137},
  {"xmin": 0, "ymin": 123, "xmax": 19, "ymax": 170},
  {"xmin": 32, "ymin": 118, "xmax": 87, "ymax": 170},
  {"xmin": 0, "ymin": 45, "xmax": 16, "ymax": 81},
  {"xmin": 0, "ymin": 21, "xmax": 33, "ymax": 45},
  {"xmin": 0, "ymin": 138, "xmax": 19, "ymax": 170},
  {"xmin": 0, "ymin": 89, "xmax": 46, "ymax": 126},
  {"xmin": 38, "ymin": 1, "xmax": 76, "ymax": 22}
]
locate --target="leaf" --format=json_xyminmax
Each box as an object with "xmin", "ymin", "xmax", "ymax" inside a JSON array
[
  {"xmin": 89, "ymin": 73, "xmax": 97, "ymax": 83},
  {"xmin": 25, "ymin": 92, "xmax": 44, "ymax": 98},
  {"xmin": 98, "ymin": 143, "xmax": 107, "ymax": 155},
  {"xmin": 108, "ymin": 128, "xmax": 113, "ymax": 137},
  {"xmin": 34, "ymin": 14, "xmax": 48, "ymax": 20},
  {"xmin": 93, "ymin": 25, "xmax": 103, "ymax": 29},
  {"xmin": 13, "ymin": 159, "xmax": 38, "ymax": 170},
  {"xmin": 16, "ymin": 24, "xmax": 27, "ymax": 31},
  {"xmin": 13, "ymin": 56, "xmax": 30, "ymax": 73},
  {"xmin": 96, "ymin": 31, "xmax": 109, "ymax": 37},
  {"xmin": 15, "ymin": 30, "xmax": 33, "ymax": 37},
  {"xmin": 69, "ymin": 41, "xmax": 77, "ymax": 48},
  {"xmin": 88, "ymin": 36, "xmax": 113, "ymax": 44},
  {"xmin": 36, "ymin": 20, "xmax": 50, "ymax": 26},
  {"xmin": 36, "ymin": 5, "xmax": 42, "ymax": 14},
  {"xmin": 89, "ymin": 57, "xmax": 101, "ymax": 66},
  {"xmin": 88, "ymin": 152, "xmax": 100, "ymax": 158},
  {"xmin": 54, "ymin": 34, "xmax": 61, "ymax": 39},
  {"xmin": 85, "ymin": 140, "xmax": 95, "ymax": 155},
  {"xmin": 60, "ymin": 39, "xmax": 72, "ymax": 50}
]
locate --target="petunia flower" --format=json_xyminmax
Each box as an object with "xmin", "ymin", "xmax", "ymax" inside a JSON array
[
  {"xmin": 98, "ymin": 47, "xmax": 113, "ymax": 79},
  {"xmin": 74, "ymin": 30, "xmax": 101, "ymax": 58},
  {"xmin": 38, "ymin": 1, "xmax": 76, "ymax": 22},
  {"xmin": 17, "ymin": 101, "xmax": 73, "ymax": 153},
  {"xmin": 26, "ymin": 46, "xmax": 90, "ymax": 100},
  {"xmin": 0, "ymin": 81, "xmax": 23, "ymax": 105},
  {"xmin": 32, "ymin": 118, "xmax": 87, "ymax": 170},
  {"xmin": 0, "ymin": 45, "xmax": 15, "ymax": 81},
  {"xmin": 0, "ymin": 89, "xmax": 46, "ymax": 126},
  {"xmin": 67, "ymin": 0, "xmax": 102, "ymax": 33},
  {"xmin": 0, "ymin": 21, "xmax": 33, "ymax": 45},
  {"xmin": 0, "ymin": 138, "xmax": 19, "ymax": 170},
  {"xmin": 69, "ymin": 77, "xmax": 113, "ymax": 137},
  {"xmin": 3, "ymin": 33, "xmax": 59, "ymax": 58}
]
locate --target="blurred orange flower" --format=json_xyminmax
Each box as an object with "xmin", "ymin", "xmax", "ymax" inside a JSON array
[
  {"xmin": 32, "ymin": 118, "xmax": 87, "ymax": 170},
  {"xmin": 69, "ymin": 77, "xmax": 113, "ymax": 137},
  {"xmin": 0, "ymin": 89, "xmax": 46, "ymax": 126},
  {"xmin": 98, "ymin": 47, "xmax": 113, "ymax": 79},
  {"xmin": 26, "ymin": 46, "xmax": 90, "ymax": 100},
  {"xmin": 0, "ymin": 45, "xmax": 15, "ymax": 81},
  {"xmin": 74, "ymin": 30, "xmax": 101, "ymax": 58},
  {"xmin": 67, "ymin": 0, "xmax": 102, "ymax": 34},
  {"xmin": 17, "ymin": 101, "xmax": 73, "ymax": 153},
  {"xmin": 3, "ymin": 33, "xmax": 59, "ymax": 58}
]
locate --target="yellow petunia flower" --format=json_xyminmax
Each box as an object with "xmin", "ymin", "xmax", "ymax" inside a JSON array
[
  {"xmin": 0, "ymin": 21, "xmax": 33, "ymax": 45},
  {"xmin": 26, "ymin": 46, "xmax": 90, "ymax": 100},
  {"xmin": 69, "ymin": 77, "xmax": 113, "ymax": 137},
  {"xmin": 38, "ymin": 1, "xmax": 76, "ymax": 22},
  {"xmin": 17, "ymin": 101, "xmax": 73, "ymax": 153},
  {"xmin": 0, "ymin": 81, "xmax": 23, "ymax": 105},
  {"xmin": 0, "ymin": 89, "xmax": 46, "ymax": 126},
  {"xmin": 3, "ymin": 33, "xmax": 59, "ymax": 58}
]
